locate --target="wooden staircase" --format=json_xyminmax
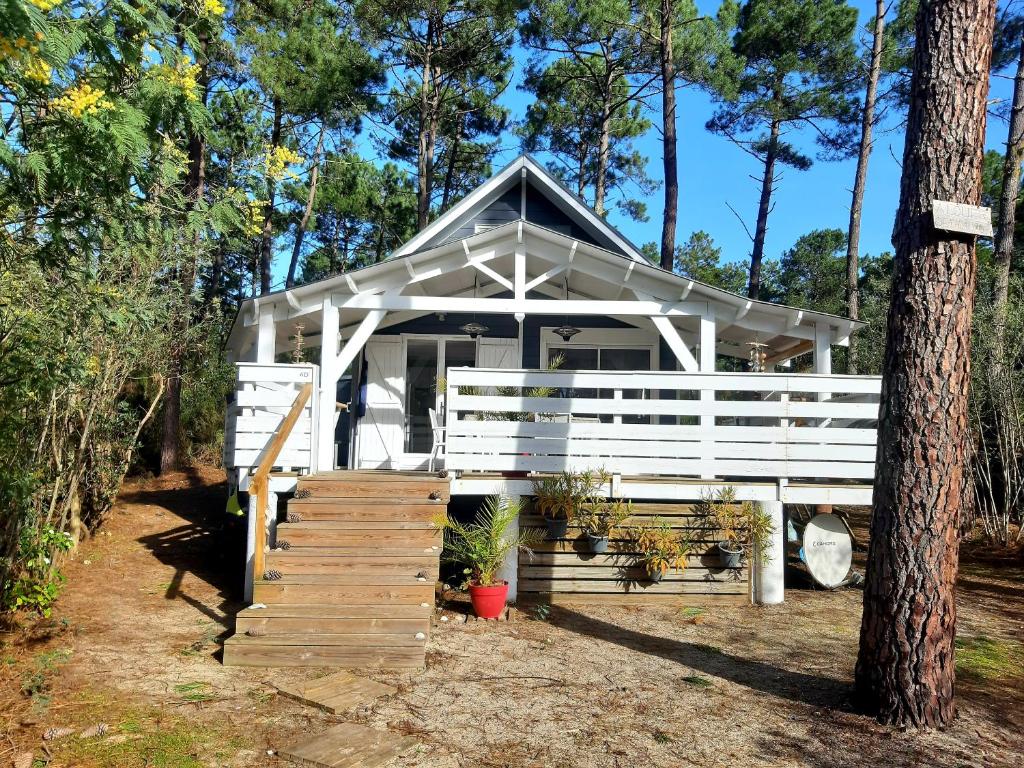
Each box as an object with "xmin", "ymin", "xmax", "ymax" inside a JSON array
[{"xmin": 223, "ymin": 471, "xmax": 448, "ymax": 669}]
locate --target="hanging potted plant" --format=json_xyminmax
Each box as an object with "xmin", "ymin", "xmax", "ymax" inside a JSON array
[
  {"xmin": 433, "ymin": 496, "xmax": 541, "ymax": 619},
  {"xmin": 694, "ymin": 487, "xmax": 773, "ymax": 568},
  {"xmin": 628, "ymin": 518, "xmax": 691, "ymax": 583},
  {"xmin": 532, "ymin": 470, "xmax": 601, "ymax": 539},
  {"xmin": 576, "ymin": 496, "xmax": 632, "ymax": 553}
]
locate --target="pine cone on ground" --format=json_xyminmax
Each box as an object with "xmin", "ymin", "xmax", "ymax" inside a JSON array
[
  {"xmin": 286, "ymin": 511, "xmax": 302, "ymax": 523},
  {"xmin": 293, "ymin": 488, "xmax": 312, "ymax": 499},
  {"xmin": 263, "ymin": 569, "xmax": 282, "ymax": 581}
]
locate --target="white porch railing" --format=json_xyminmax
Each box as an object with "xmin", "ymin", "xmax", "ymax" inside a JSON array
[
  {"xmin": 224, "ymin": 363, "xmax": 319, "ymax": 490},
  {"xmin": 444, "ymin": 367, "xmax": 881, "ymax": 482}
]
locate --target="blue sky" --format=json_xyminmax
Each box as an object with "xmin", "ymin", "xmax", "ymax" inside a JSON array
[{"xmin": 353, "ymin": 0, "xmax": 1015, "ymax": 271}]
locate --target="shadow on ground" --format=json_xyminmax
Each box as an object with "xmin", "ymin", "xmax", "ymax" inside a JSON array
[
  {"xmin": 126, "ymin": 470, "xmax": 246, "ymax": 639},
  {"xmin": 546, "ymin": 605, "xmax": 852, "ymax": 709}
]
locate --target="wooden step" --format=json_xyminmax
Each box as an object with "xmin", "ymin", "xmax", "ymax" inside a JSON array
[
  {"xmin": 253, "ymin": 580, "xmax": 435, "ymax": 605},
  {"xmin": 266, "ymin": 550, "xmax": 439, "ymax": 578},
  {"xmin": 256, "ymin": 573, "xmax": 431, "ymax": 587},
  {"xmin": 237, "ymin": 604, "xmax": 433, "ymax": 620},
  {"xmin": 237, "ymin": 614, "xmax": 429, "ymax": 636},
  {"xmin": 222, "ymin": 636, "xmax": 425, "ymax": 668},
  {"xmin": 286, "ymin": 500, "xmax": 444, "ymax": 522},
  {"xmin": 227, "ymin": 632, "xmax": 425, "ymax": 647},
  {"xmin": 276, "ymin": 522, "xmax": 439, "ymax": 549},
  {"xmin": 297, "ymin": 475, "xmax": 450, "ymax": 502},
  {"xmin": 281, "ymin": 520, "xmax": 437, "ymax": 530}
]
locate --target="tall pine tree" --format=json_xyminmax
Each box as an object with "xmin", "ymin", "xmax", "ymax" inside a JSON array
[{"xmin": 707, "ymin": 0, "xmax": 860, "ymax": 299}]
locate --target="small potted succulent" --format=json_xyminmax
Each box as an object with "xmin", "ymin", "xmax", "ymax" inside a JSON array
[
  {"xmin": 433, "ymin": 496, "xmax": 541, "ymax": 619},
  {"xmin": 694, "ymin": 486, "xmax": 773, "ymax": 568},
  {"xmin": 532, "ymin": 470, "xmax": 602, "ymax": 539},
  {"xmin": 628, "ymin": 518, "xmax": 691, "ymax": 583},
  {"xmin": 576, "ymin": 497, "xmax": 632, "ymax": 553}
]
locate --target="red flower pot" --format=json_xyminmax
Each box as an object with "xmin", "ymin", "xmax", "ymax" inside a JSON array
[{"xmin": 468, "ymin": 580, "xmax": 509, "ymax": 619}]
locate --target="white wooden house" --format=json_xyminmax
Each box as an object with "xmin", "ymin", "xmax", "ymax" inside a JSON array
[{"xmin": 220, "ymin": 155, "xmax": 880, "ymax": 645}]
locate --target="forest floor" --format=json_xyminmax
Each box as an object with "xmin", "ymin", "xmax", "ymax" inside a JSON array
[{"xmin": 1, "ymin": 467, "xmax": 1023, "ymax": 768}]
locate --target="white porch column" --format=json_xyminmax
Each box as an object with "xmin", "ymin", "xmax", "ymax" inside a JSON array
[
  {"xmin": 699, "ymin": 306, "xmax": 716, "ymax": 478},
  {"xmin": 814, "ymin": 322, "xmax": 832, "ymax": 398},
  {"xmin": 316, "ymin": 298, "xmax": 340, "ymax": 472},
  {"xmin": 753, "ymin": 500, "xmax": 785, "ymax": 604},
  {"xmin": 257, "ymin": 306, "xmax": 276, "ymax": 363},
  {"xmin": 497, "ymin": 494, "xmax": 520, "ymax": 602}
]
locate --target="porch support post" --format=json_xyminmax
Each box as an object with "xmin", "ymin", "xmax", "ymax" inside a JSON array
[
  {"xmin": 315, "ymin": 297, "xmax": 340, "ymax": 472},
  {"xmin": 753, "ymin": 500, "xmax": 785, "ymax": 605},
  {"xmin": 699, "ymin": 306, "xmax": 716, "ymax": 479},
  {"xmin": 497, "ymin": 494, "xmax": 520, "ymax": 602},
  {"xmin": 814, "ymin": 321, "xmax": 832, "ymax": 387},
  {"xmin": 257, "ymin": 305, "xmax": 276, "ymax": 363}
]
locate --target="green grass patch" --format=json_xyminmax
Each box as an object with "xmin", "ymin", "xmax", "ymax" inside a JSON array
[
  {"xmin": 956, "ymin": 635, "xmax": 1024, "ymax": 681},
  {"xmin": 652, "ymin": 729, "xmax": 672, "ymax": 743},
  {"xmin": 21, "ymin": 648, "xmax": 72, "ymax": 711},
  {"xmin": 677, "ymin": 607, "xmax": 704, "ymax": 619},
  {"xmin": 173, "ymin": 681, "xmax": 214, "ymax": 702},
  {"xmin": 681, "ymin": 675, "xmax": 713, "ymax": 688},
  {"xmin": 50, "ymin": 695, "xmax": 247, "ymax": 768}
]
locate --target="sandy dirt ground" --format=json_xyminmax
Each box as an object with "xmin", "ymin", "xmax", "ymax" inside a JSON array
[{"xmin": 1, "ymin": 467, "xmax": 1022, "ymax": 768}]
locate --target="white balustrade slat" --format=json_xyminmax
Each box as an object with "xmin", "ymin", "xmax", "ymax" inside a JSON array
[
  {"xmin": 445, "ymin": 419, "xmax": 877, "ymax": 444},
  {"xmin": 446, "ymin": 367, "xmax": 883, "ymax": 395},
  {"xmin": 449, "ymin": 393, "xmax": 878, "ymax": 420},
  {"xmin": 236, "ymin": 363, "xmax": 317, "ymax": 383}
]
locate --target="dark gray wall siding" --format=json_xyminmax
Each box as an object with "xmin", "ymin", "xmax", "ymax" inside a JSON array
[{"xmin": 436, "ymin": 180, "xmax": 624, "ymax": 254}]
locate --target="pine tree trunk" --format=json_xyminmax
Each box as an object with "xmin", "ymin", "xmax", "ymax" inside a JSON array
[
  {"xmin": 992, "ymin": 31, "xmax": 1024, "ymax": 362},
  {"xmin": 441, "ymin": 112, "xmax": 465, "ymax": 212},
  {"xmin": 659, "ymin": 0, "xmax": 677, "ymax": 271},
  {"xmin": 285, "ymin": 125, "xmax": 325, "ymax": 289},
  {"xmin": 855, "ymin": 0, "xmax": 997, "ymax": 728},
  {"xmin": 160, "ymin": 32, "xmax": 208, "ymax": 475},
  {"xmin": 846, "ymin": 0, "xmax": 886, "ymax": 375},
  {"xmin": 748, "ymin": 119, "xmax": 779, "ymax": 299},
  {"xmin": 595, "ymin": 90, "xmax": 611, "ymax": 216},
  {"xmin": 417, "ymin": 24, "xmax": 435, "ymax": 231},
  {"xmin": 259, "ymin": 97, "xmax": 282, "ymax": 295}
]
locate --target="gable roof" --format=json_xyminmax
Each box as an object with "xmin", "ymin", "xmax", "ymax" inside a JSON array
[{"xmin": 390, "ymin": 154, "xmax": 648, "ymax": 262}]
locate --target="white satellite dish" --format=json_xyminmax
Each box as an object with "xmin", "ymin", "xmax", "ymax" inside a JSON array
[{"xmin": 800, "ymin": 514, "xmax": 853, "ymax": 589}]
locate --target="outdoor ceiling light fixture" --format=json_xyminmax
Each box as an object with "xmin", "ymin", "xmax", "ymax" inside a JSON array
[
  {"xmin": 461, "ymin": 277, "xmax": 488, "ymax": 338},
  {"xmin": 552, "ymin": 324, "xmax": 581, "ymax": 342},
  {"xmin": 459, "ymin": 320, "xmax": 489, "ymax": 339},
  {"xmin": 551, "ymin": 275, "xmax": 581, "ymax": 342}
]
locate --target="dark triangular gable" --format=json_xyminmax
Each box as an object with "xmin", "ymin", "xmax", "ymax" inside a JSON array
[{"xmin": 426, "ymin": 180, "xmax": 627, "ymax": 255}]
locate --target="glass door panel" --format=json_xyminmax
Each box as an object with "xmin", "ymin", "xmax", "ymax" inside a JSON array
[
  {"xmin": 404, "ymin": 340, "xmax": 438, "ymax": 454},
  {"xmin": 600, "ymin": 347, "xmax": 652, "ymax": 424}
]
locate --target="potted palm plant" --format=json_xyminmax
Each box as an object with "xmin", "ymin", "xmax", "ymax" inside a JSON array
[
  {"xmin": 433, "ymin": 496, "xmax": 541, "ymax": 618},
  {"xmin": 576, "ymin": 497, "xmax": 632, "ymax": 553},
  {"xmin": 628, "ymin": 518, "xmax": 691, "ymax": 582},
  {"xmin": 532, "ymin": 469, "xmax": 602, "ymax": 539},
  {"xmin": 694, "ymin": 487, "xmax": 773, "ymax": 568}
]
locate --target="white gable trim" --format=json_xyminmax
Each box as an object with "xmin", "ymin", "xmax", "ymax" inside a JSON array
[{"xmin": 389, "ymin": 155, "xmax": 646, "ymax": 263}]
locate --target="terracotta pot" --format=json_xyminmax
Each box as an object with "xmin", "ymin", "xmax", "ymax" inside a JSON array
[{"xmin": 468, "ymin": 580, "xmax": 509, "ymax": 619}]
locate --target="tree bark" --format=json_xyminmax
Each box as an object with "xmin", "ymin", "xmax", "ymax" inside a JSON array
[
  {"xmin": 855, "ymin": 0, "xmax": 997, "ymax": 728},
  {"xmin": 285, "ymin": 124, "xmax": 325, "ymax": 289},
  {"xmin": 416, "ymin": 21, "xmax": 436, "ymax": 231},
  {"xmin": 845, "ymin": 0, "xmax": 886, "ymax": 374},
  {"xmin": 748, "ymin": 118, "xmax": 779, "ymax": 299},
  {"xmin": 259, "ymin": 97, "xmax": 283, "ymax": 295},
  {"xmin": 659, "ymin": 0, "xmax": 678, "ymax": 271},
  {"xmin": 992, "ymin": 31, "xmax": 1024, "ymax": 362},
  {"xmin": 160, "ymin": 30, "xmax": 208, "ymax": 474},
  {"xmin": 595, "ymin": 94, "xmax": 611, "ymax": 216},
  {"xmin": 440, "ymin": 111, "xmax": 465, "ymax": 212}
]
